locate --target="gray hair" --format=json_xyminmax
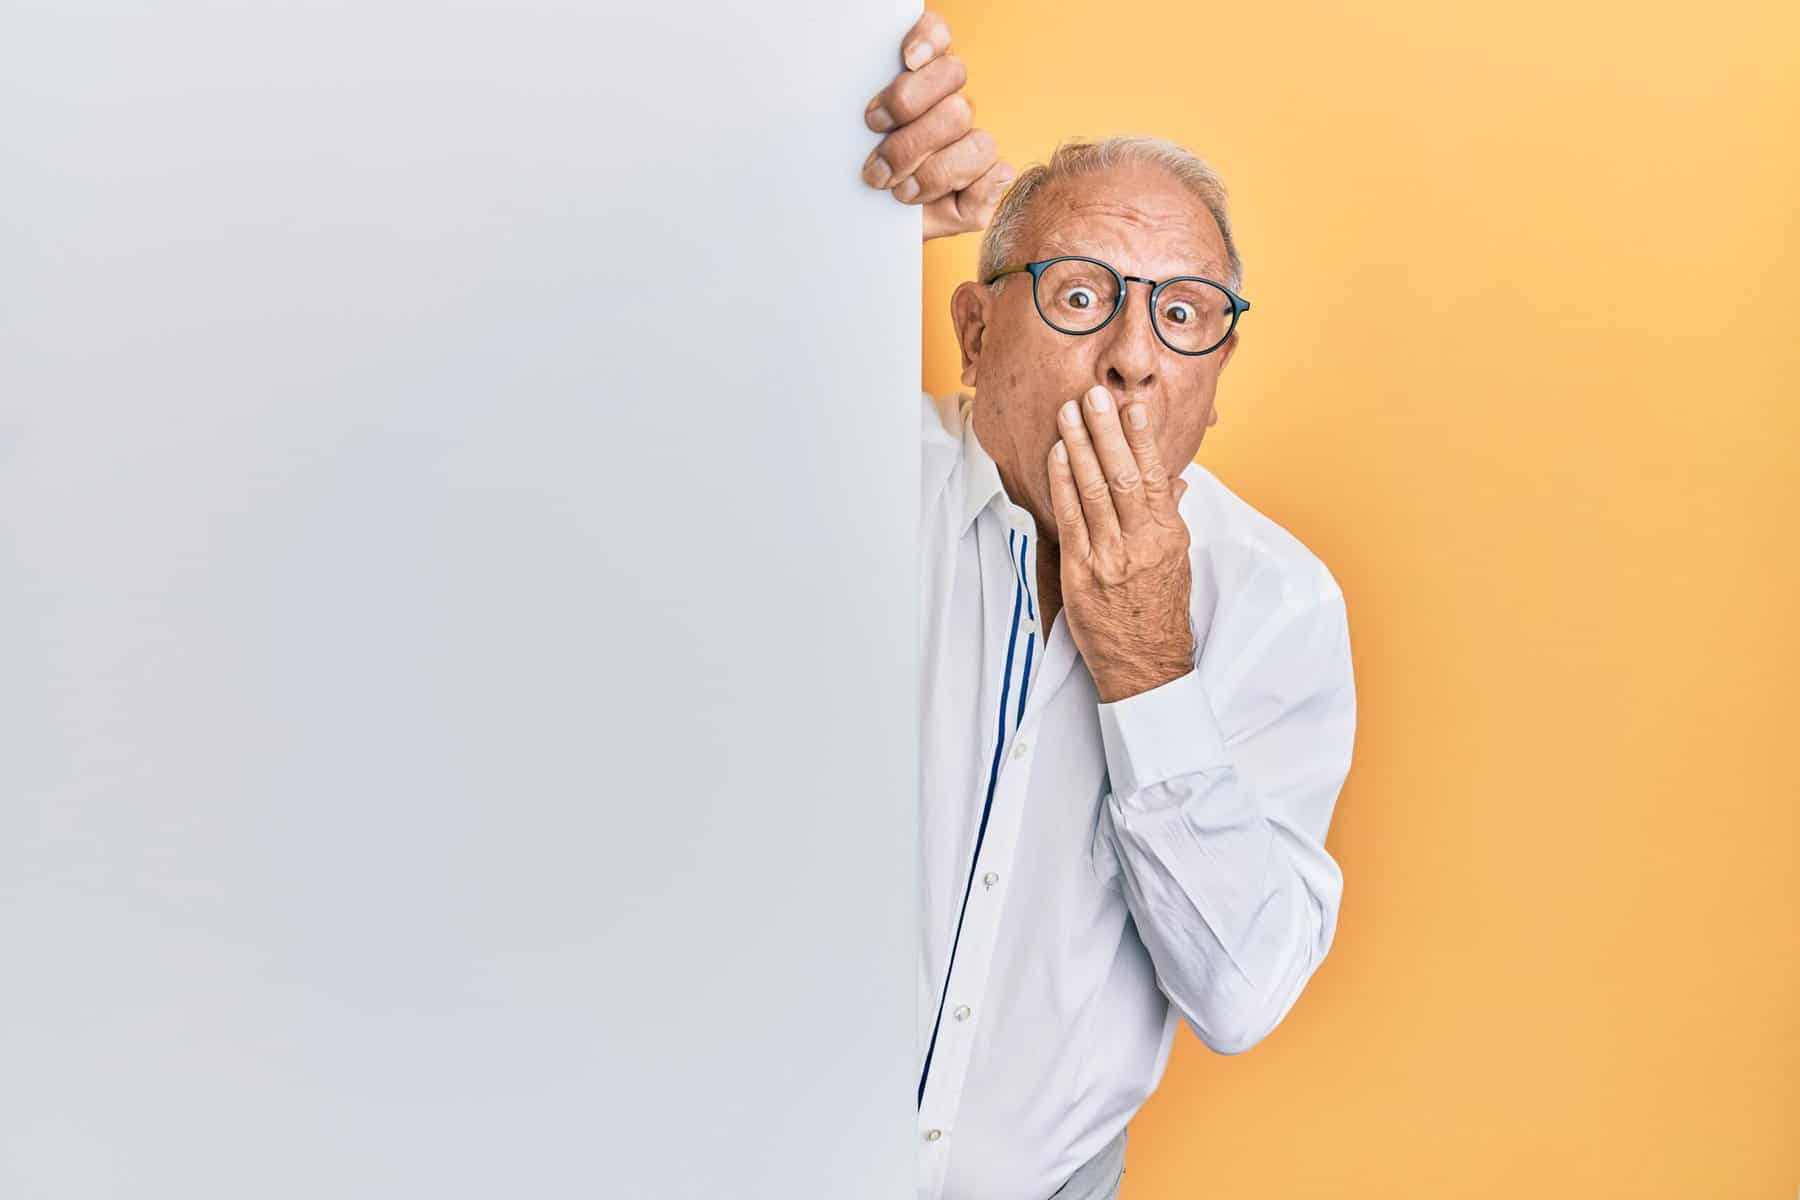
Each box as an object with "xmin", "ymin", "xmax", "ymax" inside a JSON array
[{"xmin": 977, "ymin": 134, "xmax": 1244, "ymax": 294}]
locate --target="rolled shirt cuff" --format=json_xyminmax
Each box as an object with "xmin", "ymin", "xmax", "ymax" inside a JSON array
[{"xmin": 1096, "ymin": 665, "xmax": 1230, "ymax": 802}]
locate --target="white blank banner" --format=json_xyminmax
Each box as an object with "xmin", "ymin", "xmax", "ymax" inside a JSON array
[{"xmin": 0, "ymin": 3, "xmax": 920, "ymax": 1197}]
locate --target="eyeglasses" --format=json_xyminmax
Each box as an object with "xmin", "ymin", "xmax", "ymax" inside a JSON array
[{"xmin": 984, "ymin": 256, "xmax": 1250, "ymax": 357}]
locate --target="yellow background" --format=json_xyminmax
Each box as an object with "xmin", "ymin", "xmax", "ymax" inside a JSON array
[{"xmin": 924, "ymin": 1, "xmax": 1798, "ymax": 1194}]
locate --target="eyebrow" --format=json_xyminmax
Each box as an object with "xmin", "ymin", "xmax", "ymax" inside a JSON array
[{"xmin": 1034, "ymin": 243, "xmax": 1228, "ymax": 281}]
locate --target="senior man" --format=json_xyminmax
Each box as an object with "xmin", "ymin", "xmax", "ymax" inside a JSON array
[{"xmin": 863, "ymin": 15, "xmax": 1357, "ymax": 1200}]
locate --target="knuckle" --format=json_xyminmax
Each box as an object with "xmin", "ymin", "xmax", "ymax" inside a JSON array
[
  {"xmin": 881, "ymin": 126, "xmax": 919, "ymax": 170},
  {"xmin": 948, "ymin": 92, "xmax": 974, "ymax": 133},
  {"xmin": 898, "ymin": 100, "xmax": 963, "ymax": 175},
  {"xmin": 946, "ymin": 142, "xmax": 981, "ymax": 185},
  {"xmin": 892, "ymin": 73, "xmax": 929, "ymax": 121},
  {"xmin": 914, "ymin": 154, "xmax": 947, "ymax": 192},
  {"xmin": 1110, "ymin": 468, "xmax": 1141, "ymax": 493},
  {"xmin": 885, "ymin": 78, "xmax": 916, "ymax": 123},
  {"xmin": 1079, "ymin": 476, "xmax": 1112, "ymax": 504}
]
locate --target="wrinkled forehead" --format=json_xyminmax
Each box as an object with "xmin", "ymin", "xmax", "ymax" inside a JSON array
[
  {"xmin": 1031, "ymin": 228, "xmax": 1230, "ymax": 284},
  {"xmin": 1023, "ymin": 172, "xmax": 1230, "ymax": 282}
]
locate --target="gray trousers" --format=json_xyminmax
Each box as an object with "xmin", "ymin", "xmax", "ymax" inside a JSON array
[{"xmin": 1047, "ymin": 1124, "xmax": 1128, "ymax": 1200}]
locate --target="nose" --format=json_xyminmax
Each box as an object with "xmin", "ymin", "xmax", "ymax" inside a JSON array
[{"xmin": 1094, "ymin": 279, "xmax": 1159, "ymax": 397}]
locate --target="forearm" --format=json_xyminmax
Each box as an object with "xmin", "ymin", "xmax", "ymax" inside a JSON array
[
  {"xmin": 1099, "ymin": 757, "xmax": 1344, "ymax": 1054},
  {"xmin": 1093, "ymin": 597, "xmax": 1356, "ymax": 1054}
]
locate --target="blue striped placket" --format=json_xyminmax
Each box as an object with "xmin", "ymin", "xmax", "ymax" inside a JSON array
[{"xmin": 918, "ymin": 527, "xmax": 1037, "ymax": 1108}]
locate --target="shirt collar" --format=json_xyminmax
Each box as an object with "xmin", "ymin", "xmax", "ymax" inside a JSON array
[{"xmin": 956, "ymin": 393, "xmax": 1009, "ymax": 537}]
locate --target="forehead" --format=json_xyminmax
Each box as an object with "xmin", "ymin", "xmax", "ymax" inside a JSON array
[{"xmin": 1023, "ymin": 164, "xmax": 1229, "ymax": 280}]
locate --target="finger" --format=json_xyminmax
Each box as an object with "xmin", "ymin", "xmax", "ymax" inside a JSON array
[
  {"xmin": 1118, "ymin": 400, "xmax": 1179, "ymax": 523},
  {"xmin": 867, "ymin": 89, "xmax": 972, "ymax": 191},
  {"xmin": 901, "ymin": 10, "xmax": 952, "ymax": 71},
  {"xmin": 1174, "ymin": 476, "xmax": 1190, "ymax": 504},
  {"xmin": 1047, "ymin": 438, "xmax": 1092, "ymax": 565},
  {"xmin": 1075, "ymin": 385, "xmax": 1152, "ymax": 537},
  {"xmin": 893, "ymin": 127, "xmax": 997, "ymax": 205},
  {"xmin": 1057, "ymin": 390, "xmax": 1123, "ymax": 548},
  {"xmin": 922, "ymin": 158, "xmax": 1016, "ymax": 239},
  {"xmin": 865, "ymin": 52, "xmax": 966, "ymax": 134}
]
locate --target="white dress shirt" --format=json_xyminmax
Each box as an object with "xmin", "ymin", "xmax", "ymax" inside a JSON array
[{"xmin": 916, "ymin": 390, "xmax": 1356, "ymax": 1200}]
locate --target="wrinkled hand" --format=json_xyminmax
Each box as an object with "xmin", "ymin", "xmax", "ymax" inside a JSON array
[
  {"xmin": 861, "ymin": 10, "xmax": 1015, "ymax": 241},
  {"xmin": 1048, "ymin": 386, "xmax": 1197, "ymax": 704}
]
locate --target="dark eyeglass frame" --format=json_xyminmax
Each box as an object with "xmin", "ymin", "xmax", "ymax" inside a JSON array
[{"xmin": 984, "ymin": 255, "xmax": 1251, "ymax": 357}]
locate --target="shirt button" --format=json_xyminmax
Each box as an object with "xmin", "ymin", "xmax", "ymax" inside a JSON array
[
  {"xmin": 925, "ymin": 1128, "xmax": 943, "ymax": 1142},
  {"xmin": 953, "ymin": 1005, "xmax": 971, "ymax": 1021},
  {"xmin": 1012, "ymin": 740, "xmax": 1029, "ymax": 759},
  {"xmin": 983, "ymin": 871, "xmax": 999, "ymax": 888}
]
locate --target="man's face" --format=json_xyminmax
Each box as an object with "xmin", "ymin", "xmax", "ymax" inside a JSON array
[{"xmin": 951, "ymin": 162, "xmax": 1240, "ymax": 547}]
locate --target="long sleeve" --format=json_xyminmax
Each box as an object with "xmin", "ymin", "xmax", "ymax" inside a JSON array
[{"xmin": 1094, "ymin": 578, "xmax": 1356, "ymax": 1056}]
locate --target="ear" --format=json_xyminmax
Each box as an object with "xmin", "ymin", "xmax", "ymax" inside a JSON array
[
  {"xmin": 950, "ymin": 280, "xmax": 992, "ymax": 389},
  {"xmin": 1216, "ymin": 327, "xmax": 1241, "ymax": 372}
]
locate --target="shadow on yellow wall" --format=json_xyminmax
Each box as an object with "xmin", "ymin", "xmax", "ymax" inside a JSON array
[{"xmin": 925, "ymin": 1, "xmax": 1799, "ymax": 1194}]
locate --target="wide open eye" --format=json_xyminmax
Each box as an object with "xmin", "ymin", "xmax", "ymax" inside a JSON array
[
  {"xmin": 1154, "ymin": 279, "xmax": 1233, "ymax": 352},
  {"xmin": 1037, "ymin": 260, "xmax": 1119, "ymax": 332}
]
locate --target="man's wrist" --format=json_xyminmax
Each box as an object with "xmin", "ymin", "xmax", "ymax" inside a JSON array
[{"xmin": 1093, "ymin": 656, "xmax": 1194, "ymax": 704}]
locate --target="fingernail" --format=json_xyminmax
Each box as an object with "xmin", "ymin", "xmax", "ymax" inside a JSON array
[
  {"xmin": 1054, "ymin": 440, "xmax": 1068, "ymax": 463},
  {"xmin": 863, "ymin": 150, "xmax": 891, "ymax": 187},
  {"xmin": 904, "ymin": 40, "xmax": 932, "ymax": 69},
  {"xmin": 1087, "ymin": 386, "xmax": 1110, "ymax": 413},
  {"xmin": 894, "ymin": 177, "xmax": 919, "ymax": 201},
  {"xmin": 1061, "ymin": 399, "xmax": 1079, "ymax": 424},
  {"xmin": 1128, "ymin": 404, "xmax": 1146, "ymax": 429},
  {"xmin": 866, "ymin": 104, "xmax": 894, "ymax": 132}
]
